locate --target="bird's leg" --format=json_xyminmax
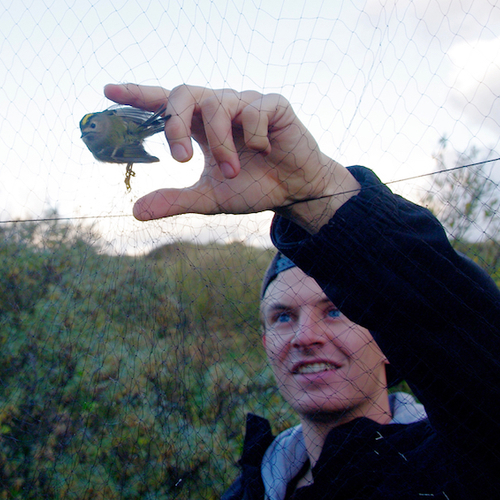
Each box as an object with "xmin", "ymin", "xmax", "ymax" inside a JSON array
[{"xmin": 125, "ymin": 163, "xmax": 136, "ymax": 191}]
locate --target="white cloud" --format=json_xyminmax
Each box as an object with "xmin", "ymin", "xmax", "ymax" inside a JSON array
[{"xmin": 447, "ymin": 38, "xmax": 500, "ymax": 138}]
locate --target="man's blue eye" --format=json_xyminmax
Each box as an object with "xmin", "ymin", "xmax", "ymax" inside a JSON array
[
  {"xmin": 328, "ymin": 309, "xmax": 341, "ymax": 318},
  {"xmin": 277, "ymin": 312, "xmax": 292, "ymax": 323}
]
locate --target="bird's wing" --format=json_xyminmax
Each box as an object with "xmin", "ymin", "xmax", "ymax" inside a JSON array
[
  {"xmin": 94, "ymin": 143, "xmax": 160, "ymax": 164},
  {"xmin": 112, "ymin": 105, "xmax": 168, "ymax": 137}
]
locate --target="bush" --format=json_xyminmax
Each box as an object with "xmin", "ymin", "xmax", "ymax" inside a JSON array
[{"xmin": 0, "ymin": 220, "xmax": 293, "ymax": 499}]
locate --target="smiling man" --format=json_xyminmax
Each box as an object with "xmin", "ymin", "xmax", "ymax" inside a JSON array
[
  {"xmin": 261, "ymin": 259, "xmax": 392, "ymax": 464},
  {"xmin": 262, "ymin": 257, "xmax": 397, "ymax": 492},
  {"xmin": 222, "ymin": 253, "xmax": 428, "ymax": 500}
]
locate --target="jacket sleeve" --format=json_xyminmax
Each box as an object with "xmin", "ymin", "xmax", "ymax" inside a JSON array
[
  {"xmin": 271, "ymin": 166, "xmax": 500, "ymax": 457},
  {"xmin": 221, "ymin": 475, "xmax": 244, "ymax": 500}
]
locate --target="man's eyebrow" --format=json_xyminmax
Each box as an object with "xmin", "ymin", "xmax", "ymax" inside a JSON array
[
  {"xmin": 261, "ymin": 300, "xmax": 294, "ymax": 317},
  {"xmin": 265, "ymin": 297, "xmax": 333, "ymax": 311},
  {"xmin": 318, "ymin": 297, "xmax": 336, "ymax": 307},
  {"xmin": 264, "ymin": 302, "xmax": 290, "ymax": 313}
]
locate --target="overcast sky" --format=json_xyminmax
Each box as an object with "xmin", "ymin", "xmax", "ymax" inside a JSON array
[{"xmin": 1, "ymin": 0, "xmax": 499, "ymax": 252}]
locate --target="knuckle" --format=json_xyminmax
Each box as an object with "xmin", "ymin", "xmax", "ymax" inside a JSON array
[
  {"xmin": 210, "ymin": 140, "xmax": 236, "ymax": 155},
  {"xmin": 266, "ymin": 93, "xmax": 291, "ymax": 110},
  {"xmin": 201, "ymin": 94, "xmax": 227, "ymax": 119},
  {"xmin": 170, "ymin": 83, "xmax": 191, "ymax": 95},
  {"xmin": 164, "ymin": 118, "xmax": 186, "ymax": 137}
]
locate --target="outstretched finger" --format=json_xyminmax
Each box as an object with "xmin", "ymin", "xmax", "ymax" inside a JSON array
[
  {"xmin": 133, "ymin": 186, "xmax": 217, "ymax": 221},
  {"xmin": 104, "ymin": 83, "xmax": 170, "ymax": 113}
]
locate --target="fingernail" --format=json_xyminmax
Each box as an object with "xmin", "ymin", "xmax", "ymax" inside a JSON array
[
  {"xmin": 171, "ymin": 143, "xmax": 189, "ymax": 162},
  {"xmin": 220, "ymin": 162, "xmax": 236, "ymax": 178}
]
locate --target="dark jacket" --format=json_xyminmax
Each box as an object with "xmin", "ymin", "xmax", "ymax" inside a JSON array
[{"xmin": 223, "ymin": 166, "xmax": 500, "ymax": 499}]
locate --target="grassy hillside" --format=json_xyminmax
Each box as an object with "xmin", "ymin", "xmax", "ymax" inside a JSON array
[{"xmin": 0, "ymin": 220, "xmax": 297, "ymax": 499}]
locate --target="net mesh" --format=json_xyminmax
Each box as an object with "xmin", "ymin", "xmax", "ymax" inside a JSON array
[{"xmin": 1, "ymin": 1, "xmax": 499, "ymax": 498}]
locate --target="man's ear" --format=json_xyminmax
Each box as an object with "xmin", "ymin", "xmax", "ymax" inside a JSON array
[{"xmin": 262, "ymin": 329, "xmax": 267, "ymax": 349}]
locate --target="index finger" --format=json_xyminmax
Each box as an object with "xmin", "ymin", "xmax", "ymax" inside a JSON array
[{"xmin": 104, "ymin": 83, "xmax": 170, "ymax": 113}]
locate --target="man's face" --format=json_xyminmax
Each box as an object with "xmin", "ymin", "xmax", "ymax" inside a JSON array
[{"xmin": 261, "ymin": 267, "xmax": 388, "ymax": 422}]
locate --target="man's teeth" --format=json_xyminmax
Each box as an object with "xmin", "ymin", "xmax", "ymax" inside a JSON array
[{"xmin": 296, "ymin": 363, "xmax": 337, "ymax": 374}]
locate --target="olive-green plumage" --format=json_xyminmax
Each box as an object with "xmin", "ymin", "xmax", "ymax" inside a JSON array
[{"xmin": 80, "ymin": 105, "xmax": 170, "ymax": 164}]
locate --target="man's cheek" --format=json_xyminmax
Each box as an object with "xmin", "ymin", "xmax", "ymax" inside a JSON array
[{"xmin": 265, "ymin": 339, "xmax": 288, "ymax": 360}]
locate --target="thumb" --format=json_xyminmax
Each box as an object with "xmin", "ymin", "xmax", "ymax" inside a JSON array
[{"xmin": 133, "ymin": 187, "xmax": 214, "ymax": 220}]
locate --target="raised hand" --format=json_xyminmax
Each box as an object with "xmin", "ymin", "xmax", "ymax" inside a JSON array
[{"xmin": 104, "ymin": 83, "xmax": 359, "ymax": 231}]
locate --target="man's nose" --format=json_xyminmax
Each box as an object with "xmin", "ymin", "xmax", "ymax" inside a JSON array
[{"xmin": 291, "ymin": 313, "xmax": 326, "ymax": 347}]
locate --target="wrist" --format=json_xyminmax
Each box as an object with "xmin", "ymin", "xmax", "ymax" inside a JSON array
[{"xmin": 276, "ymin": 160, "xmax": 361, "ymax": 234}]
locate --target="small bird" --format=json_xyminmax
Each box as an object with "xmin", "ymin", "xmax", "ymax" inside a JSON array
[{"xmin": 80, "ymin": 105, "xmax": 170, "ymax": 190}]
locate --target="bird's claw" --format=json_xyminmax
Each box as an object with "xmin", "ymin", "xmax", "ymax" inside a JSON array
[{"xmin": 125, "ymin": 163, "xmax": 136, "ymax": 191}]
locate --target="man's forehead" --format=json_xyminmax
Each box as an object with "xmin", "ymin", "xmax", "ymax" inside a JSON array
[{"xmin": 262, "ymin": 268, "xmax": 327, "ymax": 305}]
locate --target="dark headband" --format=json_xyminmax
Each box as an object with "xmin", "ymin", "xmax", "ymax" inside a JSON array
[{"xmin": 260, "ymin": 252, "xmax": 297, "ymax": 299}]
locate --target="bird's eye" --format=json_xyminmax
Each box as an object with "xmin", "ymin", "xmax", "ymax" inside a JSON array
[{"xmin": 90, "ymin": 123, "xmax": 96, "ymax": 129}]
